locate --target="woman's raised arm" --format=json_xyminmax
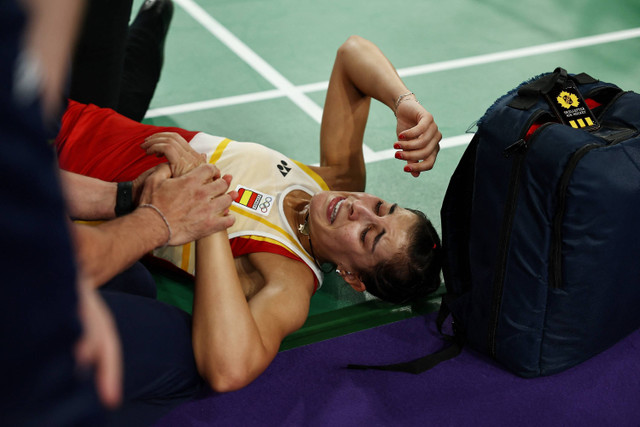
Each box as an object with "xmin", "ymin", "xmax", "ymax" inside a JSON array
[{"xmin": 313, "ymin": 35, "xmax": 441, "ymax": 190}]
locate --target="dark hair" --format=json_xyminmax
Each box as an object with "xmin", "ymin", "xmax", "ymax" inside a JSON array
[{"xmin": 358, "ymin": 209, "xmax": 442, "ymax": 304}]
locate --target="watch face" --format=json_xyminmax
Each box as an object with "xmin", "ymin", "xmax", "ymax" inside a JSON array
[{"xmin": 116, "ymin": 181, "xmax": 134, "ymax": 216}]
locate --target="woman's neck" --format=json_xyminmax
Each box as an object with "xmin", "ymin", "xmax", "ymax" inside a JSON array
[{"xmin": 282, "ymin": 190, "xmax": 312, "ymax": 255}]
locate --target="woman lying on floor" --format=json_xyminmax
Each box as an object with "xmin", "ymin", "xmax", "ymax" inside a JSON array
[{"xmin": 56, "ymin": 35, "xmax": 443, "ymax": 392}]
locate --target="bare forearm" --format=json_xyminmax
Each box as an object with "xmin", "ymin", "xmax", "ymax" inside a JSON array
[
  {"xmin": 192, "ymin": 233, "xmax": 271, "ymax": 392},
  {"xmin": 338, "ymin": 35, "xmax": 409, "ymax": 111},
  {"xmin": 317, "ymin": 36, "xmax": 409, "ymax": 190},
  {"xmin": 316, "ymin": 36, "xmax": 440, "ymax": 186},
  {"xmin": 71, "ymin": 207, "xmax": 168, "ymax": 288},
  {"xmin": 60, "ymin": 170, "xmax": 118, "ymax": 220}
]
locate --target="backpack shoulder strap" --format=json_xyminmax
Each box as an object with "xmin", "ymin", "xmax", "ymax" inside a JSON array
[
  {"xmin": 346, "ymin": 338, "xmax": 463, "ymax": 374},
  {"xmin": 346, "ymin": 295, "xmax": 464, "ymax": 374}
]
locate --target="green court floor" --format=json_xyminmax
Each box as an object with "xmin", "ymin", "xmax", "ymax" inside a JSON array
[{"xmin": 138, "ymin": 0, "xmax": 640, "ymax": 349}]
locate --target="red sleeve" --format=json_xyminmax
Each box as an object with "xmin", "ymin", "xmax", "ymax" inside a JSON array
[{"xmin": 55, "ymin": 100, "xmax": 199, "ymax": 182}]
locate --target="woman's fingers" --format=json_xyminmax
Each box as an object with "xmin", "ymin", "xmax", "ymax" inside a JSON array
[
  {"xmin": 141, "ymin": 132, "xmax": 207, "ymax": 177},
  {"xmin": 395, "ymin": 122, "xmax": 442, "ymax": 175}
]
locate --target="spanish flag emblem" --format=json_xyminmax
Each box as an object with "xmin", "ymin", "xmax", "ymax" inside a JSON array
[{"xmin": 233, "ymin": 185, "xmax": 274, "ymax": 216}]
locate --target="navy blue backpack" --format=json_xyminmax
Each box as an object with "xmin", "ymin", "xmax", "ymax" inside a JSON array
[{"xmin": 351, "ymin": 68, "xmax": 640, "ymax": 377}]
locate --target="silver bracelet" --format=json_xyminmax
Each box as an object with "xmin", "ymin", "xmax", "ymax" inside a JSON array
[
  {"xmin": 394, "ymin": 92, "xmax": 419, "ymax": 116},
  {"xmin": 139, "ymin": 204, "xmax": 172, "ymax": 248}
]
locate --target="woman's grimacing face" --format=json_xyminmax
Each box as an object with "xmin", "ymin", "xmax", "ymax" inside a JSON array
[{"xmin": 307, "ymin": 191, "xmax": 417, "ymax": 273}]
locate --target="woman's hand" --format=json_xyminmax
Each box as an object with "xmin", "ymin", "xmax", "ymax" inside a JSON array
[
  {"xmin": 141, "ymin": 132, "xmax": 207, "ymax": 177},
  {"xmin": 394, "ymin": 97, "xmax": 442, "ymax": 177}
]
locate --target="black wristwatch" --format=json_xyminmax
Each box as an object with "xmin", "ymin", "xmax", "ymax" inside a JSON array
[{"xmin": 115, "ymin": 181, "xmax": 134, "ymax": 217}]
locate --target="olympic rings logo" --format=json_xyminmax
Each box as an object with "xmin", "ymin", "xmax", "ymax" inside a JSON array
[{"xmin": 259, "ymin": 196, "xmax": 273, "ymax": 213}]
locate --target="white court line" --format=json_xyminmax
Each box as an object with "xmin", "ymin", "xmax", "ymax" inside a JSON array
[
  {"xmin": 172, "ymin": 0, "xmax": 376, "ymax": 160},
  {"xmin": 309, "ymin": 133, "xmax": 474, "ymax": 166},
  {"xmin": 146, "ymin": 89, "xmax": 283, "ymax": 118},
  {"xmin": 149, "ymin": 7, "xmax": 640, "ymax": 156},
  {"xmin": 398, "ymin": 27, "xmax": 640, "ymax": 77},
  {"xmin": 364, "ymin": 133, "xmax": 474, "ymax": 164},
  {"xmin": 148, "ymin": 27, "xmax": 640, "ymax": 120},
  {"xmin": 147, "ymin": 26, "xmax": 640, "ymax": 119},
  {"xmin": 172, "ymin": 0, "xmax": 323, "ymax": 124}
]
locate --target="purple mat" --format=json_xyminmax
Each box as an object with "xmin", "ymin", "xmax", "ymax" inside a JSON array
[{"xmin": 155, "ymin": 313, "xmax": 640, "ymax": 426}]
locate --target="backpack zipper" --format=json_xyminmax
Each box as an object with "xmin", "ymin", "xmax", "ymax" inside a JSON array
[
  {"xmin": 548, "ymin": 119, "xmax": 638, "ymax": 289},
  {"xmin": 487, "ymin": 120, "xmax": 553, "ymax": 357},
  {"xmin": 547, "ymin": 90, "xmax": 631, "ymax": 290},
  {"xmin": 548, "ymin": 143, "xmax": 602, "ymax": 289}
]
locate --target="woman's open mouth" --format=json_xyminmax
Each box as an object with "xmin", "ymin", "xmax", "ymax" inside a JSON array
[{"xmin": 327, "ymin": 197, "xmax": 346, "ymax": 224}]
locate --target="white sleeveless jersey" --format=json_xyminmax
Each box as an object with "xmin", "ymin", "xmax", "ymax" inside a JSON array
[{"xmin": 153, "ymin": 133, "xmax": 329, "ymax": 288}]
